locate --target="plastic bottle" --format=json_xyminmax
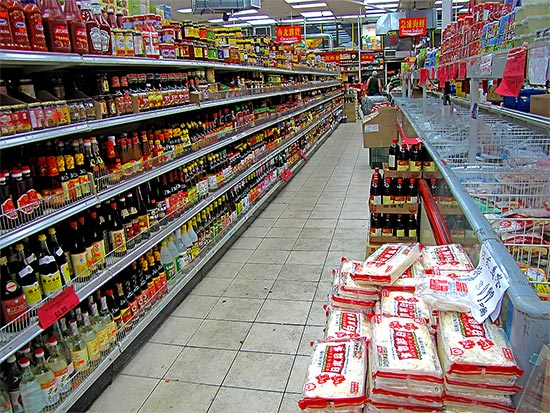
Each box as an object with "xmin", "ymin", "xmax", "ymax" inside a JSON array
[
  {"xmin": 18, "ymin": 357, "xmax": 46, "ymax": 413},
  {"xmin": 159, "ymin": 241, "xmax": 175, "ymax": 281},
  {"xmin": 0, "ymin": 379, "xmax": 11, "ymax": 413},
  {"xmin": 180, "ymin": 223, "xmax": 193, "ymax": 264},
  {"xmin": 41, "ymin": 0, "xmax": 71, "ymax": 53},
  {"xmin": 173, "ymin": 228, "xmax": 188, "ymax": 269},
  {"xmin": 64, "ymin": 0, "xmax": 89, "ymax": 54},
  {"xmin": 33, "ymin": 347, "xmax": 59, "ymax": 406},
  {"xmin": 6, "ymin": 355, "xmax": 24, "ymax": 413},
  {"xmin": 6, "ymin": 0, "xmax": 31, "ymax": 50},
  {"xmin": 79, "ymin": 0, "xmax": 101, "ymax": 54},
  {"xmin": 0, "ymin": 1, "xmax": 15, "ymax": 49},
  {"xmin": 187, "ymin": 219, "xmax": 198, "ymax": 259},
  {"xmin": 46, "ymin": 336, "xmax": 70, "ymax": 395},
  {"xmin": 165, "ymin": 236, "xmax": 180, "ymax": 276}
]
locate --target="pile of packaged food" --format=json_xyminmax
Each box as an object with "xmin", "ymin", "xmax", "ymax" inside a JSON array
[{"xmin": 298, "ymin": 242, "xmax": 524, "ymax": 412}]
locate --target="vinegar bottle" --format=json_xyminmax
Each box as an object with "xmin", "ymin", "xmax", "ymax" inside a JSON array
[
  {"xmin": 23, "ymin": 0, "xmax": 48, "ymax": 52},
  {"xmin": 64, "ymin": 0, "xmax": 89, "ymax": 54},
  {"xmin": 41, "ymin": 0, "xmax": 71, "ymax": 53},
  {"xmin": 388, "ymin": 138, "xmax": 399, "ymax": 170},
  {"xmin": 18, "ymin": 357, "xmax": 46, "ymax": 413}
]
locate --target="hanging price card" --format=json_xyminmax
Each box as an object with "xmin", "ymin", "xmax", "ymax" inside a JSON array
[
  {"xmin": 280, "ymin": 168, "xmax": 293, "ymax": 182},
  {"xmin": 458, "ymin": 62, "xmax": 467, "ymax": 79},
  {"xmin": 37, "ymin": 285, "xmax": 80, "ymax": 329},
  {"xmin": 479, "ymin": 54, "xmax": 493, "ymax": 76},
  {"xmin": 528, "ymin": 46, "xmax": 549, "ymax": 86}
]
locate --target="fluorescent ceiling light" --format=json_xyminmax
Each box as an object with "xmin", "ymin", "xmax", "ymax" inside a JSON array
[
  {"xmin": 363, "ymin": 0, "xmax": 399, "ymax": 3},
  {"xmin": 280, "ymin": 18, "xmax": 305, "ymax": 23},
  {"xmin": 301, "ymin": 10, "xmax": 333, "ymax": 17},
  {"xmin": 285, "ymin": 0, "xmax": 319, "ymax": 3},
  {"xmin": 307, "ymin": 16, "xmax": 336, "ymax": 22},
  {"xmin": 176, "ymin": 8, "xmax": 192, "ymax": 13},
  {"xmin": 209, "ymin": 17, "xmax": 238, "ymax": 22},
  {"xmin": 233, "ymin": 9, "xmax": 258, "ymax": 15},
  {"xmin": 338, "ymin": 15, "xmax": 366, "ymax": 19},
  {"xmin": 292, "ymin": 2, "xmax": 327, "ymax": 9},
  {"xmin": 364, "ymin": 8, "xmax": 389, "ymax": 13},
  {"xmin": 248, "ymin": 18, "xmax": 277, "ymax": 25},
  {"xmin": 223, "ymin": 23, "xmax": 251, "ymax": 27},
  {"xmin": 240, "ymin": 14, "xmax": 270, "ymax": 19}
]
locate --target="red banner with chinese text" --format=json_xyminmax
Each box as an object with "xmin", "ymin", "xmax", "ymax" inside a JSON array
[
  {"xmin": 361, "ymin": 53, "xmax": 375, "ymax": 63},
  {"xmin": 276, "ymin": 26, "xmax": 303, "ymax": 44},
  {"xmin": 399, "ymin": 17, "xmax": 427, "ymax": 37}
]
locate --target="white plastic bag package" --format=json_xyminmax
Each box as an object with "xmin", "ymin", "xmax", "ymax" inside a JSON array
[
  {"xmin": 420, "ymin": 244, "xmax": 474, "ymax": 272},
  {"xmin": 328, "ymin": 285, "xmax": 378, "ymax": 313},
  {"xmin": 366, "ymin": 404, "xmax": 441, "ymax": 413},
  {"xmin": 388, "ymin": 260, "xmax": 426, "ymax": 292},
  {"xmin": 414, "ymin": 276, "xmax": 473, "ymax": 313},
  {"xmin": 370, "ymin": 315, "xmax": 443, "ymax": 384},
  {"xmin": 302, "ymin": 407, "xmax": 363, "ymax": 413},
  {"xmin": 437, "ymin": 312, "xmax": 523, "ymax": 378},
  {"xmin": 443, "ymin": 377, "xmax": 521, "ymax": 395},
  {"xmin": 444, "ymin": 389, "xmax": 512, "ymax": 406},
  {"xmin": 379, "ymin": 290, "xmax": 433, "ymax": 323},
  {"xmin": 298, "ymin": 339, "xmax": 368, "ymax": 410},
  {"xmin": 325, "ymin": 308, "xmax": 371, "ymax": 342},
  {"xmin": 443, "ymin": 395, "xmax": 516, "ymax": 412},
  {"xmin": 352, "ymin": 243, "xmax": 422, "ymax": 285}
]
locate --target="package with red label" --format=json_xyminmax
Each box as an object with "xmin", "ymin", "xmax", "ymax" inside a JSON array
[
  {"xmin": 339, "ymin": 258, "xmax": 381, "ymax": 296},
  {"xmin": 325, "ymin": 308, "xmax": 371, "ymax": 342},
  {"xmin": 444, "ymin": 394, "xmax": 516, "ymax": 412},
  {"xmin": 379, "ymin": 290, "xmax": 433, "ymax": 323},
  {"xmin": 387, "ymin": 260, "xmax": 425, "ymax": 292},
  {"xmin": 328, "ymin": 285, "xmax": 378, "ymax": 313},
  {"xmin": 298, "ymin": 339, "xmax": 368, "ymax": 410},
  {"xmin": 420, "ymin": 244, "xmax": 474, "ymax": 272},
  {"xmin": 370, "ymin": 315, "xmax": 443, "ymax": 384},
  {"xmin": 437, "ymin": 312, "xmax": 523, "ymax": 378},
  {"xmin": 352, "ymin": 243, "xmax": 422, "ymax": 285},
  {"xmin": 366, "ymin": 402, "xmax": 442, "ymax": 412},
  {"xmin": 415, "ymin": 276, "xmax": 473, "ymax": 312},
  {"xmin": 444, "ymin": 377, "xmax": 521, "ymax": 396}
]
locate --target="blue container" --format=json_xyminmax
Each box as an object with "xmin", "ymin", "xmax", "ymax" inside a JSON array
[{"xmin": 503, "ymin": 89, "xmax": 547, "ymax": 113}]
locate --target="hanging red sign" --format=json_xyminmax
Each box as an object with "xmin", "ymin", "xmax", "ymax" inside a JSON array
[
  {"xmin": 276, "ymin": 26, "xmax": 303, "ymax": 44},
  {"xmin": 399, "ymin": 17, "xmax": 427, "ymax": 37},
  {"xmin": 322, "ymin": 52, "xmax": 341, "ymax": 63},
  {"xmin": 361, "ymin": 53, "xmax": 375, "ymax": 63}
]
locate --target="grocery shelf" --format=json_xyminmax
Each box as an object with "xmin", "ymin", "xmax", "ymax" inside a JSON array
[
  {"xmin": 0, "ymin": 50, "xmax": 339, "ymax": 77},
  {"xmin": 0, "ymin": 81, "xmax": 341, "ymax": 150},
  {"xmin": 58, "ymin": 105, "xmax": 342, "ymax": 413},
  {"xmin": 0, "ymin": 99, "xmax": 343, "ymax": 364},
  {"xmin": 0, "ymin": 91, "xmax": 343, "ymax": 251}
]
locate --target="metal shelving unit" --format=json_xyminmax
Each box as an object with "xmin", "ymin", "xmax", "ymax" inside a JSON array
[
  {"xmin": 21, "ymin": 105, "xmax": 344, "ymax": 413},
  {"xmin": 0, "ymin": 81, "xmax": 341, "ymax": 150},
  {"xmin": 0, "ymin": 96, "xmax": 343, "ymax": 365},
  {"xmin": 0, "ymin": 50, "xmax": 339, "ymax": 76}
]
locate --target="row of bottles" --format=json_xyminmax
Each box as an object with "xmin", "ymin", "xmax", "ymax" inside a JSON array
[
  {"xmin": 370, "ymin": 213, "xmax": 418, "ymax": 239},
  {"xmin": 369, "ymin": 168, "xmax": 419, "ymax": 205},
  {"xmin": 387, "ymin": 139, "xmax": 434, "ymax": 172}
]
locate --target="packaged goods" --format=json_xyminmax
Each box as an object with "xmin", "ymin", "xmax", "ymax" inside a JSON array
[
  {"xmin": 379, "ymin": 290, "xmax": 433, "ymax": 323},
  {"xmin": 340, "ymin": 258, "xmax": 381, "ymax": 295},
  {"xmin": 352, "ymin": 243, "xmax": 422, "ymax": 285},
  {"xmin": 324, "ymin": 307, "xmax": 371, "ymax": 342},
  {"xmin": 387, "ymin": 260, "xmax": 425, "ymax": 292},
  {"xmin": 415, "ymin": 275, "xmax": 472, "ymax": 312},
  {"xmin": 420, "ymin": 244, "xmax": 474, "ymax": 272},
  {"xmin": 437, "ymin": 312, "xmax": 523, "ymax": 378},
  {"xmin": 298, "ymin": 339, "xmax": 368, "ymax": 410}
]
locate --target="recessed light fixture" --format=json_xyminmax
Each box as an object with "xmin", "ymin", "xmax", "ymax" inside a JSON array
[
  {"xmin": 248, "ymin": 18, "xmax": 277, "ymax": 25},
  {"xmin": 338, "ymin": 14, "xmax": 366, "ymax": 19},
  {"xmin": 223, "ymin": 23, "xmax": 251, "ymax": 28},
  {"xmin": 291, "ymin": 2, "xmax": 327, "ymax": 9},
  {"xmin": 307, "ymin": 16, "xmax": 336, "ymax": 22},
  {"xmin": 301, "ymin": 10, "xmax": 333, "ymax": 18},
  {"xmin": 240, "ymin": 14, "xmax": 270, "ymax": 20},
  {"xmin": 176, "ymin": 8, "xmax": 192, "ymax": 13},
  {"xmin": 234, "ymin": 9, "xmax": 259, "ymax": 15},
  {"xmin": 285, "ymin": 0, "xmax": 319, "ymax": 3}
]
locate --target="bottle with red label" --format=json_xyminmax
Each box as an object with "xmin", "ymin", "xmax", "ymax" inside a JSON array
[
  {"xmin": 0, "ymin": 174, "xmax": 18, "ymax": 228},
  {"xmin": 23, "ymin": 0, "xmax": 48, "ymax": 52},
  {"xmin": 0, "ymin": 255, "xmax": 29, "ymax": 326},
  {"xmin": 0, "ymin": 1, "xmax": 15, "ymax": 49},
  {"xmin": 393, "ymin": 178, "xmax": 406, "ymax": 204},
  {"xmin": 80, "ymin": 0, "xmax": 101, "ymax": 54},
  {"xmin": 10, "ymin": 169, "xmax": 32, "ymax": 224},
  {"xmin": 396, "ymin": 144, "xmax": 409, "ymax": 172},
  {"xmin": 6, "ymin": 0, "xmax": 31, "ymax": 50},
  {"xmin": 382, "ymin": 177, "xmax": 393, "ymax": 205},
  {"xmin": 63, "ymin": 0, "xmax": 88, "ymax": 54},
  {"xmin": 21, "ymin": 166, "xmax": 42, "ymax": 213},
  {"xmin": 41, "ymin": 0, "xmax": 71, "ymax": 53},
  {"xmin": 369, "ymin": 174, "xmax": 381, "ymax": 206},
  {"xmin": 91, "ymin": 1, "xmax": 111, "ymax": 55}
]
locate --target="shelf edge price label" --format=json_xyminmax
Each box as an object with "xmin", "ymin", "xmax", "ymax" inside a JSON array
[
  {"xmin": 37, "ymin": 285, "xmax": 80, "ymax": 330},
  {"xmin": 281, "ymin": 168, "xmax": 293, "ymax": 182}
]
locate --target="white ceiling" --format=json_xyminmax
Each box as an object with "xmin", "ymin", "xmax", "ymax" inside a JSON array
[{"xmin": 150, "ymin": 0, "xmax": 469, "ymax": 25}]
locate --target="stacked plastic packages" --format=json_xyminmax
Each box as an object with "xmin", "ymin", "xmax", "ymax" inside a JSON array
[{"xmin": 437, "ymin": 312, "xmax": 523, "ymax": 412}]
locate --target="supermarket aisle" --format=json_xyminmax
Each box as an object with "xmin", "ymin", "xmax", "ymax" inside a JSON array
[{"xmin": 88, "ymin": 120, "xmax": 371, "ymax": 413}]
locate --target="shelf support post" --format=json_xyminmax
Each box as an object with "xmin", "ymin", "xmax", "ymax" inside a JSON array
[{"xmin": 468, "ymin": 77, "xmax": 480, "ymax": 163}]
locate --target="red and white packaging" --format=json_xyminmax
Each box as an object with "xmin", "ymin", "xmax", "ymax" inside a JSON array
[
  {"xmin": 379, "ymin": 290, "xmax": 433, "ymax": 323},
  {"xmin": 387, "ymin": 260, "xmax": 425, "ymax": 292},
  {"xmin": 415, "ymin": 276, "xmax": 473, "ymax": 313},
  {"xmin": 370, "ymin": 315, "xmax": 443, "ymax": 384},
  {"xmin": 420, "ymin": 244, "xmax": 474, "ymax": 272},
  {"xmin": 298, "ymin": 339, "xmax": 368, "ymax": 410},
  {"xmin": 437, "ymin": 312, "xmax": 523, "ymax": 378},
  {"xmin": 444, "ymin": 394, "xmax": 516, "ymax": 412},
  {"xmin": 324, "ymin": 308, "xmax": 371, "ymax": 342},
  {"xmin": 444, "ymin": 377, "xmax": 521, "ymax": 395},
  {"xmin": 366, "ymin": 402, "xmax": 442, "ymax": 412},
  {"xmin": 328, "ymin": 285, "xmax": 378, "ymax": 313},
  {"xmin": 353, "ymin": 243, "xmax": 422, "ymax": 285}
]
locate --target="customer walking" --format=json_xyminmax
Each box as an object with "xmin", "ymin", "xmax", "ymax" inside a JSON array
[{"xmin": 366, "ymin": 70, "xmax": 383, "ymax": 96}]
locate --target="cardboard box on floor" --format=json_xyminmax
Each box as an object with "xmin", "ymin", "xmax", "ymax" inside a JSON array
[
  {"xmin": 362, "ymin": 106, "xmax": 398, "ymax": 148},
  {"xmin": 530, "ymin": 94, "xmax": 550, "ymax": 118}
]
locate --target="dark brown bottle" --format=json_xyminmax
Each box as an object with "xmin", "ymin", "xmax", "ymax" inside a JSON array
[
  {"xmin": 388, "ymin": 138, "xmax": 399, "ymax": 170},
  {"xmin": 394, "ymin": 214, "xmax": 406, "ymax": 238},
  {"xmin": 396, "ymin": 144, "xmax": 409, "ymax": 172},
  {"xmin": 382, "ymin": 213, "xmax": 393, "ymax": 237},
  {"xmin": 108, "ymin": 201, "xmax": 127, "ymax": 256},
  {"xmin": 370, "ymin": 213, "xmax": 381, "ymax": 238},
  {"xmin": 114, "ymin": 282, "xmax": 131, "ymax": 330},
  {"xmin": 407, "ymin": 214, "xmax": 418, "ymax": 239},
  {"xmin": 64, "ymin": 0, "xmax": 88, "ymax": 53},
  {"xmin": 393, "ymin": 178, "xmax": 406, "ymax": 204},
  {"xmin": 382, "ymin": 177, "xmax": 393, "ymax": 205}
]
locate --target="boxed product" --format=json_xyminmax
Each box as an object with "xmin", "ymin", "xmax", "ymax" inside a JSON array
[
  {"xmin": 362, "ymin": 106, "xmax": 398, "ymax": 148},
  {"xmin": 530, "ymin": 94, "xmax": 550, "ymax": 117}
]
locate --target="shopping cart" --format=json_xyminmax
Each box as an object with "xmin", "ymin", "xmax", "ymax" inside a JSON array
[
  {"xmin": 362, "ymin": 95, "xmax": 389, "ymax": 114},
  {"xmin": 452, "ymin": 166, "xmax": 550, "ymax": 300}
]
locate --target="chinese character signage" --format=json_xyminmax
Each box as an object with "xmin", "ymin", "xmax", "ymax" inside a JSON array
[
  {"xmin": 361, "ymin": 53, "xmax": 375, "ymax": 63},
  {"xmin": 276, "ymin": 26, "xmax": 303, "ymax": 44},
  {"xmin": 399, "ymin": 17, "xmax": 427, "ymax": 37},
  {"xmin": 322, "ymin": 52, "xmax": 341, "ymax": 63}
]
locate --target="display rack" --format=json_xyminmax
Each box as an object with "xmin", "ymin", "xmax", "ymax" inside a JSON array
[
  {"xmin": 394, "ymin": 95, "xmax": 550, "ymax": 391},
  {"xmin": 0, "ymin": 50, "xmax": 344, "ymax": 412}
]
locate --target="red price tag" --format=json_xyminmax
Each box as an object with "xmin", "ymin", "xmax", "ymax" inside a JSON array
[
  {"xmin": 37, "ymin": 286, "xmax": 80, "ymax": 329},
  {"xmin": 281, "ymin": 168, "xmax": 293, "ymax": 182},
  {"xmin": 458, "ymin": 62, "xmax": 467, "ymax": 79},
  {"xmin": 301, "ymin": 152, "xmax": 307, "ymax": 162}
]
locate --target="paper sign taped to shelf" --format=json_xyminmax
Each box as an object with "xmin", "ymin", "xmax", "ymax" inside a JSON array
[
  {"xmin": 479, "ymin": 54, "xmax": 493, "ymax": 76},
  {"xmin": 528, "ymin": 46, "xmax": 549, "ymax": 86},
  {"xmin": 364, "ymin": 124, "xmax": 380, "ymax": 133},
  {"xmin": 467, "ymin": 244, "xmax": 510, "ymax": 324},
  {"xmin": 37, "ymin": 285, "xmax": 80, "ymax": 329}
]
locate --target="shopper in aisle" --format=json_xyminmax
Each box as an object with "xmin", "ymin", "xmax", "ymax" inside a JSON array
[{"xmin": 366, "ymin": 71, "xmax": 383, "ymax": 96}]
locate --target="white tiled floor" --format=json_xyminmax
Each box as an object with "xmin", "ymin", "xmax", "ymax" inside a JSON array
[{"xmin": 88, "ymin": 120, "xmax": 371, "ymax": 413}]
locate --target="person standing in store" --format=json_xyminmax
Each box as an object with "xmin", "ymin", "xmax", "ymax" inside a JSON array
[{"xmin": 366, "ymin": 70, "xmax": 383, "ymax": 96}]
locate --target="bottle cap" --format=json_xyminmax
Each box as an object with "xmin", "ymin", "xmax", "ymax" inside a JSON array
[
  {"xmin": 48, "ymin": 336, "xmax": 58, "ymax": 346},
  {"xmin": 19, "ymin": 357, "xmax": 30, "ymax": 368},
  {"xmin": 34, "ymin": 347, "xmax": 45, "ymax": 358},
  {"xmin": 15, "ymin": 243, "xmax": 24, "ymax": 251},
  {"xmin": 48, "ymin": 227, "xmax": 56, "ymax": 235},
  {"xmin": 38, "ymin": 234, "xmax": 47, "ymax": 242}
]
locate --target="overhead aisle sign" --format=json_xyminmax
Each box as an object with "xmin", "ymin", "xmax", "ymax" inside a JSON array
[
  {"xmin": 399, "ymin": 17, "xmax": 427, "ymax": 37},
  {"xmin": 276, "ymin": 26, "xmax": 303, "ymax": 44}
]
